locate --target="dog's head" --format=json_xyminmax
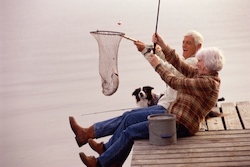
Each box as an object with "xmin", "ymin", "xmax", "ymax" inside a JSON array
[{"xmin": 132, "ymin": 86, "xmax": 154, "ymax": 107}]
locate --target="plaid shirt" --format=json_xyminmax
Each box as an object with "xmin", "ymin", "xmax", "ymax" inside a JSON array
[{"xmin": 155, "ymin": 46, "xmax": 220, "ymax": 135}]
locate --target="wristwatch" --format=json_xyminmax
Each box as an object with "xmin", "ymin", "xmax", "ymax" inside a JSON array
[{"xmin": 142, "ymin": 47, "xmax": 152, "ymax": 55}]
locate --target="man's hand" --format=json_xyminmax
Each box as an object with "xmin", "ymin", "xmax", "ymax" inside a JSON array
[
  {"xmin": 152, "ymin": 33, "xmax": 166, "ymax": 48},
  {"xmin": 134, "ymin": 41, "xmax": 146, "ymax": 52}
]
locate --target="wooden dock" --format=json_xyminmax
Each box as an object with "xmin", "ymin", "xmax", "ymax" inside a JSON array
[{"xmin": 131, "ymin": 101, "xmax": 250, "ymax": 167}]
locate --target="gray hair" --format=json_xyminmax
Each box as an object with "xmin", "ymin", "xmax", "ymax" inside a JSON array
[
  {"xmin": 184, "ymin": 30, "xmax": 204, "ymax": 46},
  {"xmin": 196, "ymin": 47, "xmax": 225, "ymax": 72}
]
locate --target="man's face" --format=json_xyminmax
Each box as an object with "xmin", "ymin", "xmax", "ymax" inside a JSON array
[{"xmin": 182, "ymin": 35, "xmax": 200, "ymax": 59}]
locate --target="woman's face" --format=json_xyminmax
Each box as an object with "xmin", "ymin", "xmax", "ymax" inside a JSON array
[{"xmin": 196, "ymin": 58, "xmax": 210, "ymax": 74}]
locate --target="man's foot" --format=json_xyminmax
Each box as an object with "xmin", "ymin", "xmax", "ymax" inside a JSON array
[{"xmin": 69, "ymin": 116, "xmax": 94, "ymax": 147}]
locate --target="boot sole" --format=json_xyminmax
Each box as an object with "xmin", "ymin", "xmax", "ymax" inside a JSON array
[{"xmin": 75, "ymin": 136, "xmax": 86, "ymax": 147}]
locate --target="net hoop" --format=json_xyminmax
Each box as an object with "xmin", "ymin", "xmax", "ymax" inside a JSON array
[
  {"xmin": 90, "ymin": 30, "xmax": 124, "ymax": 96},
  {"xmin": 90, "ymin": 30, "xmax": 125, "ymax": 36},
  {"xmin": 90, "ymin": 30, "xmax": 136, "ymax": 96}
]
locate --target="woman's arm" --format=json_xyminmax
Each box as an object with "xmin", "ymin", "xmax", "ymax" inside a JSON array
[
  {"xmin": 153, "ymin": 61, "xmax": 219, "ymax": 97},
  {"xmin": 152, "ymin": 33, "xmax": 197, "ymax": 77}
]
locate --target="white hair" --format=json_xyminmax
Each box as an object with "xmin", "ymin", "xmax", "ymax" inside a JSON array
[
  {"xmin": 184, "ymin": 30, "xmax": 204, "ymax": 46},
  {"xmin": 196, "ymin": 47, "xmax": 225, "ymax": 72}
]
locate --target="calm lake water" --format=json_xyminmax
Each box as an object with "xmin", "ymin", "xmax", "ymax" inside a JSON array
[{"xmin": 1, "ymin": 0, "xmax": 250, "ymax": 166}]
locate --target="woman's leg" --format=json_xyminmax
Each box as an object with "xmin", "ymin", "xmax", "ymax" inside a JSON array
[
  {"xmin": 98, "ymin": 121, "xmax": 150, "ymax": 167},
  {"xmin": 95, "ymin": 105, "xmax": 165, "ymax": 139},
  {"xmin": 91, "ymin": 123, "xmax": 190, "ymax": 167},
  {"xmin": 177, "ymin": 124, "xmax": 190, "ymax": 138},
  {"xmin": 104, "ymin": 105, "xmax": 165, "ymax": 150}
]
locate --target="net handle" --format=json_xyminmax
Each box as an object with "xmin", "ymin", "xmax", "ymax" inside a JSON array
[
  {"xmin": 90, "ymin": 30, "xmax": 137, "ymax": 42},
  {"xmin": 121, "ymin": 35, "xmax": 137, "ymax": 42}
]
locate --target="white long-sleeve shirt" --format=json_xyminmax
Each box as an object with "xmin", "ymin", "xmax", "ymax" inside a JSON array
[{"xmin": 141, "ymin": 48, "xmax": 198, "ymax": 109}]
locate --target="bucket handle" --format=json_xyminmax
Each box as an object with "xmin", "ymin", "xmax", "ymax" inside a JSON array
[{"xmin": 148, "ymin": 123, "xmax": 179, "ymax": 139}]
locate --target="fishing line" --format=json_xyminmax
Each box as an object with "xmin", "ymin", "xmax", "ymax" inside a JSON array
[
  {"xmin": 81, "ymin": 107, "xmax": 136, "ymax": 116},
  {"xmin": 153, "ymin": 0, "xmax": 161, "ymax": 54}
]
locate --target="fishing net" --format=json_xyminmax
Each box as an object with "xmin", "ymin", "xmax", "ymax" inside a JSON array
[
  {"xmin": 90, "ymin": 30, "xmax": 125, "ymax": 96},
  {"xmin": 90, "ymin": 1, "xmax": 160, "ymax": 96}
]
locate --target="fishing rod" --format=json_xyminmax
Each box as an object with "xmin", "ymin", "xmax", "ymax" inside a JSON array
[{"xmin": 153, "ymin": 0, "xmax": 161, "ymax": 54}]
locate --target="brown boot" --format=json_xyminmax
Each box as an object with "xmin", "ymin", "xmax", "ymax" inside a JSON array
[
  {"xmin": 88, "ymin": 139, "xmax": 105, "ymax": 155},
  {"xmin": 79, "ymin": 152, "xmax": 97, "ymax": 167},
  {"xmin": 69, "ymin": 116, "xmax": 95, "ymax": 147}
]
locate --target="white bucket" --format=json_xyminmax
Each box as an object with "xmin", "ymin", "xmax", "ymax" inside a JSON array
[{"xmin": 148, "ymin": 113, "xmax": 177, "ymax": 146}]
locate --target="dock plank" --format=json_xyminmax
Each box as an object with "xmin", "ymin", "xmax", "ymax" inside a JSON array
[
  {"xmin": 236, "ymin": 101, "xmax": 250, "ymax": 129},
  {"xmin": 206, "ymin": 107, "xmax": 224, "ymax": 130},
  {"xmin": 221, "ymin": 102, "xmax": 242, "ymax": 129}
]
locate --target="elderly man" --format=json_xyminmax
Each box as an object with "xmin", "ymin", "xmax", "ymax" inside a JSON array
[{"xmin": 136, "ymin": 30, "xmax": 204, "ymax": 110}]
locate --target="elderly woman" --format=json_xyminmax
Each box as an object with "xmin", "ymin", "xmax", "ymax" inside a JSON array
[{"xmin": 69, "ymin": 33, "xmax": 225, "ymax": 167}]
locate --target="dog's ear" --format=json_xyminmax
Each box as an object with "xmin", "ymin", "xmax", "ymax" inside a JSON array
[
  {"xmin": 132, "ymin": 91, "xmax": 136, "ymax": 96},
  {"xmin": 144, "ymin": 86, "xmax": 154, "ymax": 90},
  {"xmin": 132, "ymin": 88, "xmax": 140, "ymax": 96}
]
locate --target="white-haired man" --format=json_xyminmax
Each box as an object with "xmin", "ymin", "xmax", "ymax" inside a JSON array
[{"xmin": 137, "ymin": 30, "xmax": 204, "ymax": 110}]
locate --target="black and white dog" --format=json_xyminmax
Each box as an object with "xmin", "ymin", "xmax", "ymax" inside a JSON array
[
  {"xmin": 132, "ymin": 86, "xmax": 163, "ymax": 108},
  {"xmin": 132, "ymin": 86, "xmax": 225, "ymax": 120}
]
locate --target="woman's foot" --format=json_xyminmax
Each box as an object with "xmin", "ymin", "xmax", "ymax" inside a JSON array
[
  {"xmin": 79, "ymin": 151, "xmax": 122, "ymax": 167},
  {"xmin": 79, "ymin": 152, "xmax": 97, "ymax": 167},
  {"xmin": 88, "ymin": 139, "xmax": 105, "ymax": 155},
  {"xmin": 69, "ymin": 116, "xmax": 94, "ymax": 147}
]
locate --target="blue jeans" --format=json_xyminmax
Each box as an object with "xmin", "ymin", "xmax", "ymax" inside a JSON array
[{"xmin": 94, "ymin": 105, "xmax": 166, "ymax": 167}]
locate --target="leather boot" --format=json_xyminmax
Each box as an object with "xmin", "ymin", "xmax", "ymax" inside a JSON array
[
  {"xmin": 79, "ymin": 152, "xmax": 97, "ymax": 167},
  {"xmin": 88, "ymin": 139, "xmax": 105, "ymax": 155},
  {"xmin": 69, "ymin": 116, "xmax": 95, "ymax": 147}
]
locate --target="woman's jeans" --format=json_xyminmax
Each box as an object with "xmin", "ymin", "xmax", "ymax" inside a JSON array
[
  {"xmin": 94, "ymin": 105, "xmax": 189, "ymax": 166},
  {"xmin": 94, "ymin": 105, "xmax": 166, "ymax": 166}
]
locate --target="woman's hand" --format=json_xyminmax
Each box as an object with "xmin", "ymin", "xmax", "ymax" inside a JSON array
[
  {"xmin": 149, "ymin": 54, "xmax": 160, "ymax": 68},
  {"xmin": 155, "ymin": 44, "xmax": 162, "ymax": 54}
]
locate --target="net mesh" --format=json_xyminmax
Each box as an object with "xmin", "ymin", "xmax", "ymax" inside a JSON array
[{"xmin": 90, "ymin": 30, "xmax": 125, "ymax": 96}]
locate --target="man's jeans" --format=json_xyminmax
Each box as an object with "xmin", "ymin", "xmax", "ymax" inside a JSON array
[{"xmin": 94, "ymin": 105, "xmax": 166, "ymax": 167}]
